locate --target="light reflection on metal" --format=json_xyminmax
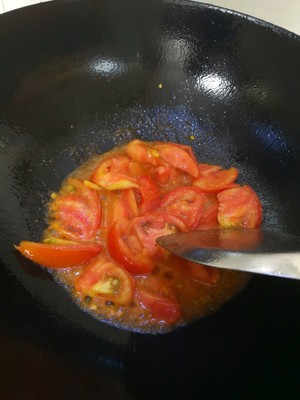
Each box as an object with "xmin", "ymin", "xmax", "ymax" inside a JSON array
[
  {"xmin": 250, "ymin": 121, "xmax": 288, "ymax": 152},
  {"xmin": 157, "ymin": 228, "xmax": 300, "ymax": 280},
  {"xmin": 195, "ymin": 73, "xmax": 231, "ymax": 96},
  {"xmin": 90, "ymin": 58, "xmax": 127, "ymax": 78},
  {"xmin": 164, "ymin": 38, "xmax": 190, "ymax": 65}
]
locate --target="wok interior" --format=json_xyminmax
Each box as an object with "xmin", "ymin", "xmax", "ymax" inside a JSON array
[{"xmin": 0, "ymin": 0, "xmax": 300, "ymax": 398}]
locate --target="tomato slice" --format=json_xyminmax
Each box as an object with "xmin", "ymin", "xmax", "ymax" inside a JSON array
[
  {"xmin": 136, "ymin": 289, "xmax": 181, "ymax": 324},
  {"xmin": 153, "ymin": 143, "xmax": 199, "ymax": 177},
  {"xmin": 158, "ymin": 186, "xmax": 206, "ymax": 230},
  {"xmin": 50, "ymin": 178, "xmax": 101, "ymax": 241},
  {"xmin": 103, "ymin": 188, "xmax": 138, "ymax": 229},
  {"xmin": 186, "ymin": 261, "xmax": 221, "ymax": 286},
  {"xmin": 125, "ymin": 139, "xmax": 160, "ymax": 166},
  {"xmin": 154, "ymin": 141, "xmax": 198, "ymax": 163},
  {"xmin": 193, "ymin": 164, "xmax": 238, "ymax": 193},
  {"xmin": 153, "ymin": 164, "xmax": 174, "ymax": 185},
  {"xmin": 137, "ymin": 176, "xmax": 161, "ymax": 214},
  {"xmin": 15, "ymin": 241, "xmax": 102, "ymax": 269},
  {"xmin": 198, "ymin": 193, "xmax": 219, "ymax": 227},
  {"xmin": 132, "ymin": 213, "xmax": 181, "ymax": 257},
  {"xmin": 75, "ymin": 256, "xmax": 134, "ymax": 305},
  {"xmin": 217, "ymin": 185, "xmax": 262, "ymax": 228},
  {"xmin": 107, "ymin": 218, "xmax": 154, "ymax": 274},
  {"xmin": 136, "ymin": 277, "xmax": 181, "ymax": 324},
  {"xmin": 91, "ymin": 155, "xmax": 138, "ymax": 190}
]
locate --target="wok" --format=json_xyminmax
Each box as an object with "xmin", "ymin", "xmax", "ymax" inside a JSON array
[{"xmin": 0, "ymin": 0, "xmax": 300, "ymax": 398}]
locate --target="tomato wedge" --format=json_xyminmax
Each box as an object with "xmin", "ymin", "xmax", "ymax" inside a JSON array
[
  {"xmin": 50, "ymin": 178, "xmax": 101, "ymax": 241},
  {"xmin": 136, "ymin": 277, "xmax": 181, "ymax": 324},
  {"xmin": 91, "ymin": 155, "xmax": 138, "ymax": 190},
  {"xmin": 75, "ymin": 256, "xmax": 134, "ymax": 305},
  {"xmin": 132, "ymin": 213, "xmax": 181, "ymax": 257},
  {"xmin": 102, "ymin": 188, "xmax": 138, "ymax": 229},
  {"xmin": 137, "ymin": 176, "xmax": 161, "ymax": 214},
  {"xmin": 154, "ymin": 142, "xmax": 199, "ymax": 177},
  {"xmin": 107, "ymin": 218, "xmax": 154, "ymax": 274},
  {"xmin": 198, "ymin": 193, "xmax": 219, "ymax": 227},
  {"xmin": 186, "ymin": 261, "xmax": 221, "ymax": 286},
  {"xmin": 15, "ymin": 241, "xmax": 102, "ymax": 269},
  {"xmin": 158, "ymin": 186, "xmax": 206, "ymax": 230},
  {"xmin": 193, "ymin": 164, "xmax": 238, "ymax": 193},
  {"xmin": 125, "ymin": 139, "xmax": 160, "ymax": 166},
  {"xmin": 217, "ymin": 185, "xmax": 262, "ymax": 228},
  {"xmin": 136, "ymin": 289, "xmax": 181, "ymax": 324}
]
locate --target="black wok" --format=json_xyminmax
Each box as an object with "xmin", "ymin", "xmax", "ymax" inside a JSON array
[{"xmin": 1, "ymin": 0, "xmax": 300, "ymax": 398}]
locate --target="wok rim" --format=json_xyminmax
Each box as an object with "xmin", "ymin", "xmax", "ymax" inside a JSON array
[{"xmin": 2, "ymin": 0, "xmax": 300, "ymax": 41}]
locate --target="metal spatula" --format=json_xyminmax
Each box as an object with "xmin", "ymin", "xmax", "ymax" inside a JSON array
[{"xmin": 156, "ymin": 228, "xmax": 300, "ymax": 279}]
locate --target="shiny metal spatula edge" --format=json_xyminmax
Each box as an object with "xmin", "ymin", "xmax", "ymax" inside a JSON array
[{"xmin": 156, "ymin": 228, "xmax": 300, "ymax": 280}]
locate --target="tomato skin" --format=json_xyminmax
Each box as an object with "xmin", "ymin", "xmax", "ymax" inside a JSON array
[
  {"xmin": 193, "ymin": 164, "xmax": 238, "ymax": 193},
  {"xmin": 50, "ymin": 178, "xmax": 101, "ymax": 242},
  {"xmin": 154, "ymin": 143, "xmax": 199, "ymax": 177},
  {"xmin": 137, "ymin": 176, "xmax": 161, "ymax": 214},
  {"xmin": 107, "ymin": 219, "xmax": 154, "ymax": 274},
  {"xmin": 158, "ymin": 186, "xmax": 206, "ymax": 230},
  {"xmin": 75, "ymin": 256, "xmax": 134, "ymax": 305},
  {"xmin": 218, "ymin": 185, "xmax": 262, "ymax": 228},
  {"xmin": 186, "ymin": 261, "xmax": 221, "ymax": 286},
  {"xmin": 91, "ymin": 155, "xmax": 138, "ymax": 190},
  {"xmin": 15, "ymin": 241, "xmax": 102, "ymax": 269}
]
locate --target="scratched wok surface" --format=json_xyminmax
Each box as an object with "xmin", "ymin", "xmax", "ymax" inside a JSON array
[{"xmin": 0, "ymin": 0, "xmax": 300, "ymax": 398}]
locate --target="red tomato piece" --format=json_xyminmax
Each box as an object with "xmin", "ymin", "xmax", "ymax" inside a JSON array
[
  {"xmin": 128, "ymin": 160, "xmax": 153, "ymax": 179},
  {"xmin": 121, "ymin": 187, "xmax": 139, "ymax": 219},
  {"xmin": 153, "ymin": 164, "xmax": 173, "ymax": 185},
  {"xmin": 136, "ymin": 277, "xmax": 181, "ymax": 323},
  {"xmin": 154, "ymin": 143, "xmax": 199, "ymax": 177},
  {"xmin": 153, "ymin": 162, "xmax": 194, "ymax": 194},
  {"xmin": 137, "ymin": 176, "xmax": 161, "ymax": 214},
  {"xmin": 15, "ymin": 241, "xmax": 102, "ymax": 269},
  {"xmin": 91, "ymin": 155, "xmax": 138, "ymax": 190},
  {"xmin": 132, "ymin": 213, "xmax": 182, "ymax": 257},
  {"xmin": 136, "ymin": 289, "xmax": 181, "ymax": 324},
  {"xmin": 50, "ymin": 178, "xmax": 101, "ymax": 241},
  {"xmin": 186, "ymin": 261, "xmax": 221, "ymax": 286},
  {"xmin": 103, "ymin": 188, "xmax": 138, "ymax": 229},
  {"xmin": 125, "ymin": 139, "xmax": 160, "ymax": 166},
  {"xmin": 193, "ymin": 164, "xmax": 238, "ymax": 193},
  {"xmin": 158, "ymin": 186, "xmax": 207, "ymax": 230},
  {"xmin": 198, "ymin": 193, "xmax": 219, "ymax": 227},
  {"xmin": 154, "ymin": 141, "xmax": 198, "ymax": 164},
  {"xmin": 217, "ymin": 185, "xmax": 262, "ymax": 228},
  {"xmin": 101, "ymin": 191, "xmax": 126, "ymax": 230},
  {"xmin": 75, "ymin": 256, "xmax": 134, "ymax": 305},
  {"xmin": 107, "ymin": 218, "xmax": 154, "ymax": 274}
]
